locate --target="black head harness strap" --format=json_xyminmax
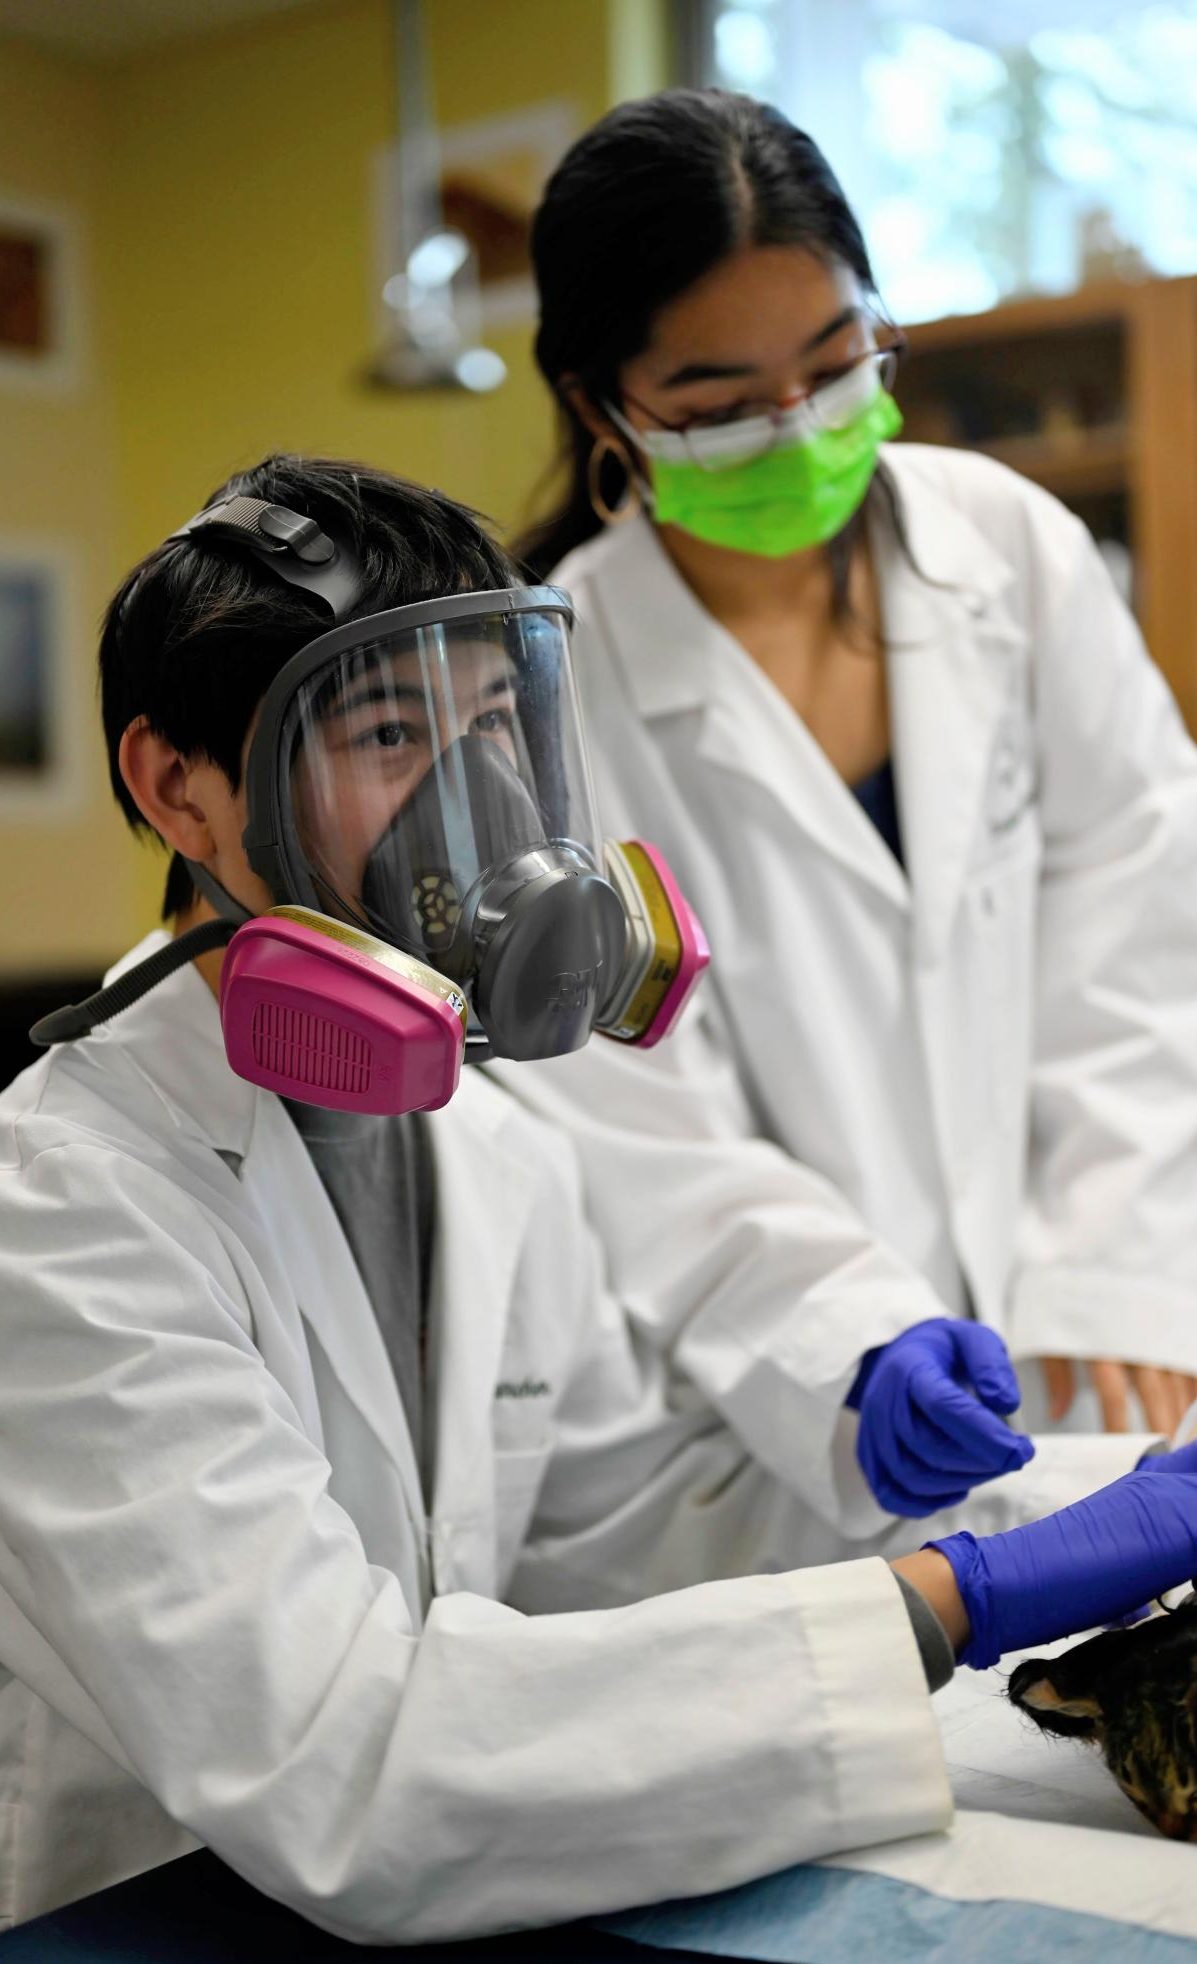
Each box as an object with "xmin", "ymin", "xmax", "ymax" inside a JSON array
[
  {"xmin": 167, "ymin": 497, "xmax": 367, "ymax": 921},
  {"xmin": 167, "ymin": 495, "xmax": 364, "ymax": 621},
  {"xmin": 31, "ymin": 499, "xmax": 365, "ymax": 1047},
  {"xmin": 30, "ymin": 918, "xmax": 237, "ymax": 1047}
]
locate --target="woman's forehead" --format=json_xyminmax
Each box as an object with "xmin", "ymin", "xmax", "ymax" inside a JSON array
[{"xmin": 635, "ymin": 247, "xmax": 864, "ymax": 380}]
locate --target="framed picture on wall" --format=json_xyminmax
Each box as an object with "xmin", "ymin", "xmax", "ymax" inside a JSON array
[
  {"xmin": 0, "ymin": 541, "xmax": 80, "ymax": 816},
  {"xmin": 436, "ymin": 101, "xmax": 575, "ymax": 328},
  {"xmin": 0, "ymin": 194, "xmax": 83, "ymax": 393},
  {"xmin": 374, "ymin": 100, "xmax": 576, "ymax": 337}
]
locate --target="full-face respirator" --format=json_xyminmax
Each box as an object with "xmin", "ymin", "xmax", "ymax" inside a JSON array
[{"xmin": 33, "ymin": 495, "xmax": 708, "ymax": 1113}]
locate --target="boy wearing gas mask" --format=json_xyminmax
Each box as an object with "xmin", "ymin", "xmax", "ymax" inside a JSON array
[{"xmin": 5, "ymin": 454, "xmax": 1197, "ymax": 1944}]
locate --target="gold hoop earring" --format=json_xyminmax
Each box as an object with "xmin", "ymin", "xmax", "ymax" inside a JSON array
[{"xmin": 587, "ymin": 434, "xmax": 641, "ymax": 526}]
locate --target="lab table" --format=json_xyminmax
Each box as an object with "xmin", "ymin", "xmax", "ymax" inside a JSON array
[
  {"xmin": 0, "ymin": 1850, "xmax": 731, "ymax": 1963},
  {"xmin": 8, "ymin": 1655, "xmax": 1197, "ymax": 1964}
]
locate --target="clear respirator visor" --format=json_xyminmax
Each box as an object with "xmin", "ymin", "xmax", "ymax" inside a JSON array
[
  {"xmin": 31, "ymin": 562, "xmax": 706, "ymax": 1095},
  {"xmin": 258, "ymin": 597, "xmax": 603, "ymax": 979},
  {"xmin": 24, "ymin": 494, "xmax": 706, "ymax": 1109}
]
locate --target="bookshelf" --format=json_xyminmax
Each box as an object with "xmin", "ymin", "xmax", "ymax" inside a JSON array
[{"xmin": 897, "ymin": 276, "xmax": 1197, "ymax": 730}]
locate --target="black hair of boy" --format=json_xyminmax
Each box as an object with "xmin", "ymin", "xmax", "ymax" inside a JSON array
[{"xmin": 99, "ymin": 455, "xmax": 519, "ymax": 920}]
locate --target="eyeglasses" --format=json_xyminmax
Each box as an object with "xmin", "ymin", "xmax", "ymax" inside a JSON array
[{"xmin": 616, "ymin": 338, "xmax": 906, "ymax": 472}]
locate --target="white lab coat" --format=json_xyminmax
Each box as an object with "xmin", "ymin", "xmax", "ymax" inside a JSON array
[
  {"xmin": 0, "ymin": 938, "xmax": 1143, "ymax": 1940},
  {"xmin": 510, "ymin": 445, "xmax": 1197, "ymax": 1450}
]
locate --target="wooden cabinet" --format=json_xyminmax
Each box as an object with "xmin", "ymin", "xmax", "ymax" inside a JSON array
[{"xmin": 898, "ymin": 277, "xmax": 1197, "ymax": 730}]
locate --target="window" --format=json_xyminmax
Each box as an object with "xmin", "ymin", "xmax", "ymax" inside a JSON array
[{"xmin": 700, "ymin": 1, "xmax": 1197, "ymax": 321}]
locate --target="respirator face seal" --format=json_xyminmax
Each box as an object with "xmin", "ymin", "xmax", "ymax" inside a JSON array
[
  {"xmin": 30, "ymin": 501, "xmax": 708, "ymax": 1113},
  {"xmin": 243, "ymin": 587, "xmax": 626, "ymax": 1061}
]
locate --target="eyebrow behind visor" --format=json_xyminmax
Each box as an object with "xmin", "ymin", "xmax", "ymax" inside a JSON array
[
  {"xmin": 658, "ymin": 304, "xmax": 864, "ymax": 390},
  {"xmin": 332, "ymin": 672, "xmax": 516, "ymax": 719}
]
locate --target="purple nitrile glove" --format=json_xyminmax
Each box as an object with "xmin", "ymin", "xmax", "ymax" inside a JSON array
[
  {"xmin": 929, "ymin": 1439, "xmax": 1197, "ymax": 1668},
  {"xmin": 847, "ymin": 1316, "xmax": 1034, "ymax": 1517}
]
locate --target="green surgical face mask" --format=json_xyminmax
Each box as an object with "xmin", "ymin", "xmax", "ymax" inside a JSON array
[{"xmin": 613, "ymin": 359, "xmax": 903, "ymax": 559}]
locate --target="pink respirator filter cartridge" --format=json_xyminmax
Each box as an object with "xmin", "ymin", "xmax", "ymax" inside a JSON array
[{"xmin": 220, "ymin": 908, "xmax": 468, "ymax": 1115}]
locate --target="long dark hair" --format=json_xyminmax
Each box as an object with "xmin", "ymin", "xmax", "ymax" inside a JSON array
[{"xmin": 519, "ymin": 88, "xmax": 897, "ymax": 604}]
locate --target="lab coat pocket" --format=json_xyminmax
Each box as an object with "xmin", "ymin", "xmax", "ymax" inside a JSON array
[{"xmin": 493, "ymin": 1437, "xmax": 556, "ymax": 1595}]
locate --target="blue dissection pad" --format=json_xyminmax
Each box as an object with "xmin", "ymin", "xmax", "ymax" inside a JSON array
[{"xmin": 601, "ymin": 1863, "xmax": 1197, "ymax": 1963}]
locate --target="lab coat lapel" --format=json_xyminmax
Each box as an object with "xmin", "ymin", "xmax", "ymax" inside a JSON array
[
  {"xmin": 879, "ymin": 455, "xmax": 1021, "ymax": 967},
  {"xmin": 596, "ymin": 519, "xmax": 908, "ymax": 909},
  {"xmin": 698, "ymin": 663, "xmax": 910, "ymax": 909},
  {"xmin": 242, "ymin": 1094, "xmax": 429, "ymax": 1555},
  {"xmin": 107, "ymin": 942, "xmax": 431, "ymax": 1561},
  {"xmin": 423, "ymin": 1076, "xmax": 538, "ymax": 1598}
]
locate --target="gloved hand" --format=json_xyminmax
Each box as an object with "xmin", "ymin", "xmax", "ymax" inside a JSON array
[
  {"xmin": 929, "ymin": 1439, "xmax": 1197, "ymax": 1668},
  {"xmin": 847, "ymin": 1316, "xmax": 1034, "ymax": 1516}
]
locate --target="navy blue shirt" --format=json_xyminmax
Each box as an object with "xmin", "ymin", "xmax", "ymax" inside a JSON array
[{"xmin": 853, "ymin": 756, "xmax": 904, "ymax": 867}]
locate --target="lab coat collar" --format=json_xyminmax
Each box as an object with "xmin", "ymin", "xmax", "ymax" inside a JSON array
[
  {"xmin": 582, "ymin": 517, "xmax": 721, "ymax": 722},
  {"xmin": 583, "ymin": 518, "xmax": 908, "ymax": 906},
  {"xmin": 879, "ymin": 445, "xmax": 1018, "ymax": 623},
  {"xmin": 244, "ymin": 1091, "xmax": 432, "ymax": 1593},
  {"xmin": 879, "ymin": 450, "xmax": 1024, "ymax": 965},
  {"xmin": 587, "ymin": 451, "xmax": 1023, "ymax": 955},
  {"xmin": 99, "ymin": 936, "xmax": 542, "ymax": 1597},
  {"xmin": 245, "ymin": 1081, "xmax": 541, "ymax": 1605},
  {"xmin": 101, "ymin": 936, "xmax": 431, "ymax": 1556},
  {"xmin": 585, "ymin": 447, "xmax": 1017, "ymax": 727},
  {"xmin": 100, "ymin": 932, "xmax": 260, "ymax": 1162},
  {"xmin": 423, "ymin": 1072, "xmax": 540, "ymax": 1597}
]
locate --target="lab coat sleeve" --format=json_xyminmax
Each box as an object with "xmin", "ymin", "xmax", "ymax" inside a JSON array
[
  {"xmin": 503, "ymin": 1133, "xmax": 1154, "ymax": 1612},
  {"xmin": 1007, "ymin": 507, "xmax": 1197, "ymax": 1373},
  {"xmin": 490, "ymin": 1021, "xmax": 969, "ymax": 1544},
  {"xmin": 0, "ymin": 1140, "xmax": 951, "ymax": 1944}
]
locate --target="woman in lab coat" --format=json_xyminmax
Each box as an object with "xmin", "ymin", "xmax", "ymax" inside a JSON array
[
  {"xmin": 2, "ymin": 451, "xmax": 1187, "ymax": 1941},
  {"xmin": 516, "ymin": 87, "xmax": 1197, "ymax": 1442}
]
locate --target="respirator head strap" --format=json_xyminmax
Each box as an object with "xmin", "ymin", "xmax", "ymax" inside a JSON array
[
  {"xmin": 184, "ymin": 859, "xmax": 254, "ymax": 926},
  {"xmin": 29, "ymin": 918, "xmax": 237, "ymax": 1047},
  {"xmin": 168, "ymin": 496, "xmax": 364, "ymax": 621}
]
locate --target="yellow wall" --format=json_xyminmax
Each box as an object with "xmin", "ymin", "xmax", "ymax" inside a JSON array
[
  {"xmin": 0, "ymin": 0, "xmax": 666, "ymax": 973},
  {"xmin": 0, "ymin": 39, "xmax": 137, "ymax": 971}
]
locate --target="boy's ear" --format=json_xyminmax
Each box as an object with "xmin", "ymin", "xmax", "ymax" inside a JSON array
[{"xmin": 118, "ymin": 717, "xmax": 217, "ymax": 863}]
